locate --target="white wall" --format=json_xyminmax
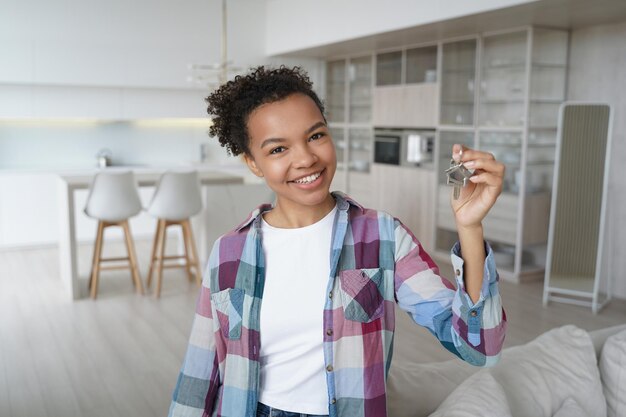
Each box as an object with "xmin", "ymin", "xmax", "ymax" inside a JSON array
[
  {"xmin": 0, "ymin": 0, "xmax": 266, "ymax": 88},
  {"xmin": 567, "ymin": 20, "xmax": 626, "ymax": 299},
  {"xmin": 265, "ymin": 0, "xmax": 537, "ymax": 55}
]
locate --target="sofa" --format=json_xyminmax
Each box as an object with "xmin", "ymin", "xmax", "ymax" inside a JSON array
[{"xmin": 387, "ymin": 324, "xmax": 626, "ymax": 417}]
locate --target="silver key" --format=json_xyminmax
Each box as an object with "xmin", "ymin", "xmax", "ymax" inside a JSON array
[{"xmin": 445, "ymin": 158, "xmax": 473, "ymax": 200}]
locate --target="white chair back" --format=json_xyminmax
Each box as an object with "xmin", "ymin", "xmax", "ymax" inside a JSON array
[
  {"xmin": 84, "ymin": 171, "xmax": 142, "ymax": 222},
  {"xmin": 147, "ymin": 171, "xmax": 203, "ymax": 220}
]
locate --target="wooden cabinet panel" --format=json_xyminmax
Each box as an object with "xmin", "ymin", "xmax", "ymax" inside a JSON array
[
  {"xmin": 373, "ymin": 84, "xmax": 438, "ymax": 128},
  {"xmin": 374, "ymin": 164, "xmax": 435, "ymax": 251}
]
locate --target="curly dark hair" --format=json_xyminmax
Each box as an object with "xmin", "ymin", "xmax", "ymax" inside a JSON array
[{"xmin": 206, "ymin": 65, "xmax": 325, "ymax": 156}]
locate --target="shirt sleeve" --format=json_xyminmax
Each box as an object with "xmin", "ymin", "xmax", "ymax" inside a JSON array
[
  {"xmin": 169, "ymin": 241, "xmax": 221, "ymax": 416},
  {"xmin": 393, "ymin": 219, "xmax": 507, "ymax": 367}
]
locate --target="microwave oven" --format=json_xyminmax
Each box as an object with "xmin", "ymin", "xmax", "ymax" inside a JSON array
[{"xmin": 374, "ymin": 129, "xmax": 435, "ymax": 167}]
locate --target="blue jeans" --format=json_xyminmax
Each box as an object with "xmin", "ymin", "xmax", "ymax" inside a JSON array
[{"xmin": 256, "ymin": 402, "xmax": 329, "ymax": 417}]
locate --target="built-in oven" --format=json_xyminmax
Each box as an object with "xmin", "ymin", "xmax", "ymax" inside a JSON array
[
  {"xmin": 373, "ymin": 130, "xmax": 401, "ymax": 165},
  {"xmin": 374, "ymin": 128, "xmax": 435, "ymax": 167}
]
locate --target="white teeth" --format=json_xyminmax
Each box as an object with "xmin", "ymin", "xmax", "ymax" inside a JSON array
[{"xmin": 294, "ymin": 172, "xmax": 321, "ymax": 184}]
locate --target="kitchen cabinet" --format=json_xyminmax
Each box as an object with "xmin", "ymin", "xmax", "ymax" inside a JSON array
[
  {"xmin": 327, "ymin": 56, "xmax": 374, "ymax": 198},
  {"xmin": 376, "ymin": 51, "xmax": 402, "ymax": 86},
  {"xmin": 373, "ymin": 83, "xmax": 438, "ymax": 128},
  {"xmin": 349, "ymin": 56, "xmax": 374, "ymax": 124},
  {"xmin": 373, "ymin": 45, "xmax": 439, "ymax": 128},
  {"xmin": 439, "ymin": 38, "xmax": 477, "ymax": 126},
  {"xmin": 326, "ymin": 60, "xmax": 347, "ymax": 123},
  {"xmin": 434, "ymin": 27, "xmax": 569, "ymax": 283},
  {"xmin": 406, "ymin": 45, "xmax": 438, "ymax": 84}
]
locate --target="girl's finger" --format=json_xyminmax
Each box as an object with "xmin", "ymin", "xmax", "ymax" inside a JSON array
[
  {"xmin": 463, "ymin": 158, "xmax": 505, "ymax": 176},
  {"xmin": 458, "ymin": 148, "xmax": 496, "ymax": 162},
  {"xmin": 469, "ymin": 172, "xmax": 503, "ymax": 189}
]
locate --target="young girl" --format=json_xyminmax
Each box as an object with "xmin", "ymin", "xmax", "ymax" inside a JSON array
[{"xmin": 169, "ymin": 66, "xmax": 506, "ymax": 417}]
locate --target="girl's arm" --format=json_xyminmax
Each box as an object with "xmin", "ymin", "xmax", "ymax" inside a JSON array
[{"xmin": 450, "ymin": 144, "xmax": 505, "ymax": 304}]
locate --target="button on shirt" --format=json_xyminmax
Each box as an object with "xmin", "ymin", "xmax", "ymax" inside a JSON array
[{"xmin": 169, "ymin": 192, "xmax": 507, "ymax": 417}]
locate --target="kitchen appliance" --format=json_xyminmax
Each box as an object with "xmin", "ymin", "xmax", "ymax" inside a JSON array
[
  {"xmin": 96, "ymin": 148, "xmax": 112, "ymax": 168},
  {"xmin": 374, "ymin": 129, "xmax": 434, "ymax": 167}
]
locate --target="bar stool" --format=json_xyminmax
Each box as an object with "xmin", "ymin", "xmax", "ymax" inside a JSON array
[
  {"xmin": 146, "ymin": 171, "xmax": 203, "ymax": 297},
  {"xmin": 84, "ymin": 171, "xmax": 144, "ymax": 299}
]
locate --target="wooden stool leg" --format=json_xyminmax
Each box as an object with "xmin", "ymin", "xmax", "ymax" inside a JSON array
[
  {"xmin": 90, "ymin": 221, "xmax": 106, "ymax": 299},
  {"xmin": 122, "ymin": 220, "xmax": 144, "ymax": 295},
  {"xmin": 156, "ymin": 219, "xmax": 168, "ymax": 298},
  {"xmin": 146, "ymin": 220, "xmax": 162, "ymax": 289},
  {"xmin": 182, "ymin": 219, "xmax": 202, "ymax": 287},
  {"xmin": 180, "ymin": 220, "xmax": 194, "ymax": 282}
]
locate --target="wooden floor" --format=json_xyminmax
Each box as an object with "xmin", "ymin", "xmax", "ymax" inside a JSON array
[{"xmin": 0, "ymin": 242, "xmax": 624, "ymax": 417}]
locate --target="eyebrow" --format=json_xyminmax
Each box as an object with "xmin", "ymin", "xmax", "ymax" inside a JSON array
[{"xmin": 259, "ymin": 121, "xmax": 327, "ymax": 149}]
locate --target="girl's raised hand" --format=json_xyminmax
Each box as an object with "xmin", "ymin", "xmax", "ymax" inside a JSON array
[{"xmin": 450, "ymin": 144, "xmax": 505, "ymax": 229}]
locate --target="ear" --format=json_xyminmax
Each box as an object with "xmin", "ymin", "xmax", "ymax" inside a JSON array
[{"xmin": 243, "ymin": 153, "xmax": 264, "ymax": 178}]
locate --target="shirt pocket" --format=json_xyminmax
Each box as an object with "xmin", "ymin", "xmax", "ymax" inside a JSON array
[
  {"xmin": 338, "ymin": 268, "xmax": 385, "ymax": 323},
  {"xmin": 211, "ymin": 288, "xmax": 244, "ymax": 340}
]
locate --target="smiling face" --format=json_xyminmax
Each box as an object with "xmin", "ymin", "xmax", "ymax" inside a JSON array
[{"xmin": 243, "ymin": 93, "xmax": 337, "ymax": 224}]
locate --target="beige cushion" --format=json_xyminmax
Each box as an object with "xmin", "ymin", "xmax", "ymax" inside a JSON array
[
  {"xmin": 428, "ymin": 371, "xmax": 512, "ymax": 417},
  {"xmin": 388, "ymin": 325, "xmax": 605, "ymax": 417},
  {"xmin": 553, "ymin": 398, "xmax": 590, "ymax": 417},
  {"xmin": 387, "ymin": 358, "xmax": 478, "ymax": 417},
  {"xmin": 488, "ymin": 325, "xmax": 606, "ymax": 417},
  {"xmin": 599, "ymin": 328, "xmax": 626, "ymax": 417}
]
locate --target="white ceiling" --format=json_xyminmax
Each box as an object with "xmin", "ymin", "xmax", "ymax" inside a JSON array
[{"xmin": 277, "ymin": 0, "xmax": 626, "ymax": 58}]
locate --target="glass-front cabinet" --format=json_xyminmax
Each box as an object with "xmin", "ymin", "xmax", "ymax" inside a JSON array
[
  {"xmin": 440, "ymin": 39, "xmax": 477, "ymax": 126},
  {"xmin": 406, "ymin": 45, "xmax": 438, "ymax": 84},
  {"xmin": 349, "ymin": 56, "xmax": 373, "ymax": 124},
  {"xmin": 326, "ymin": 60, "xmax": 346, "ymax": 123},
  {"xmin": 435, "ymin": 27, "xmax": 568, "ymax": 282},
  {"xmin": 479, "ymin": 31, "xmax": 527, "ymax": 127},
  {"xmin": 327, "ymin": 56, "xmax": 374, "ymax": 196},
  {"xmin": 376, "ymin": 51, "xmax": 402, "ymax": 86}
]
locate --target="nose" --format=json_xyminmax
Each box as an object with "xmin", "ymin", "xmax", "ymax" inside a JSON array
[{"xmin": 293, "ymin": 143, "xmax": 318, "ymax": 168}]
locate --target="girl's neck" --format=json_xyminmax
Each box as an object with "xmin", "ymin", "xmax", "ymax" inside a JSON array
[{"xmin": 263, "ymin": 193, "xmax": 336, "ymax": 229}]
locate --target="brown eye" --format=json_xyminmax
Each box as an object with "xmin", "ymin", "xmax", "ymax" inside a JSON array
[
  {"xmin": 310, "ymin": 132, "xmax": 325, "ymax": 141},
  {"xmin": 270, "ymin": 146, "xmax": 286, "ymax": 154}
]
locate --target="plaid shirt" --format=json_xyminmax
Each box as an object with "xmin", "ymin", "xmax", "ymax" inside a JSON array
[{"xmin": 169, "ymin": 192, "xmax": 506, "ymax": 417}]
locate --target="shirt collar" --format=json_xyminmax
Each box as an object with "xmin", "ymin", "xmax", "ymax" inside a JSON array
[{"xmin": 234, "ymin": 191, "xmax": 364, "ymax": 232}]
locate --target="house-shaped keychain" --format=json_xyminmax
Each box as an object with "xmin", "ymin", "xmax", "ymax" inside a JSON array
[{"xmin": 445, "ymin": 159, "xmax": 474, "ymax": 199}]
